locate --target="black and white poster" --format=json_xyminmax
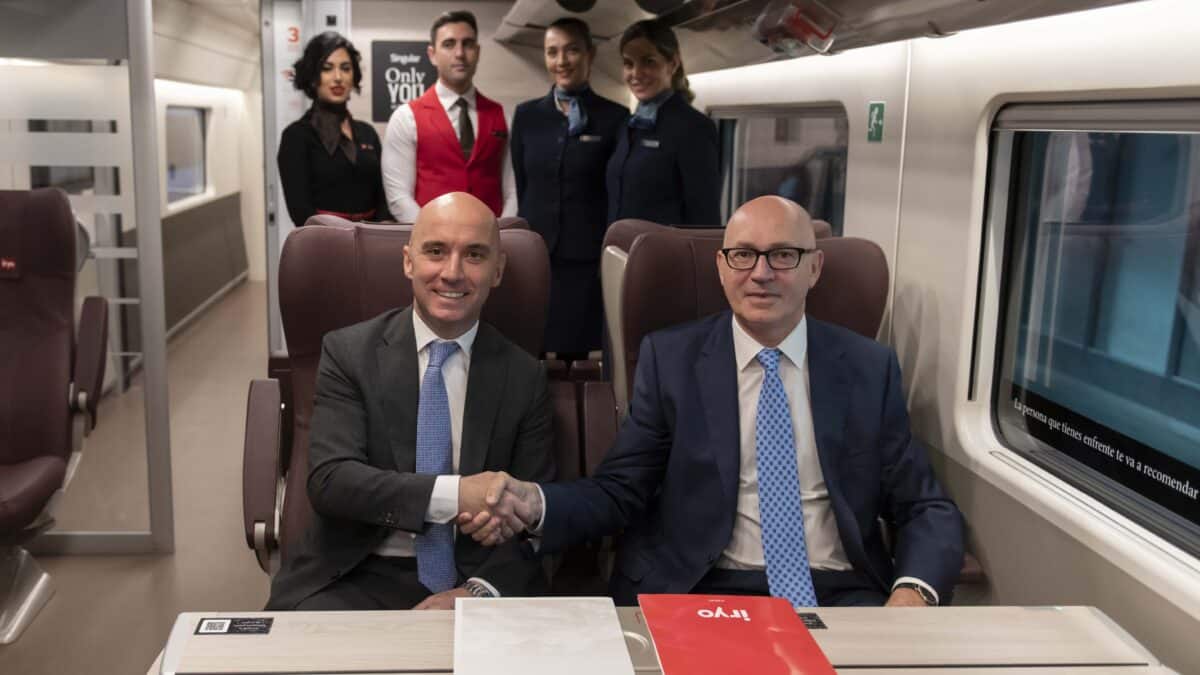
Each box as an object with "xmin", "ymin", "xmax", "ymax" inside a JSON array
[{"xmin": 372, "ymin": 41, "xmax": 436, "ymax": 123}]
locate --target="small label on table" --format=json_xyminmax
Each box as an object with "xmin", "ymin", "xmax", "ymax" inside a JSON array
[
  {"xmin": 195, "ymin": 617, "xmax": 273, "ymax": 635},
  {"xmin": 797, "ymin": 612, "xmax": 827, "ymax": 629}
]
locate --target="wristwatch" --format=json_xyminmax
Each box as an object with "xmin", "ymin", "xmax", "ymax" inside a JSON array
[
  {"xmin": 463, "ymin": 580, "xmax": 496, "ymax": 598},
  {"xmin": 893, "ymin": 582, "xmax": 937, "ymax": 606}
]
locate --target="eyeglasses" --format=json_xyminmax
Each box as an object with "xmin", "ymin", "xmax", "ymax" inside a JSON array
[{"xmin": 719, "ymin": 247, "xmax": 812, "ymax": 271}]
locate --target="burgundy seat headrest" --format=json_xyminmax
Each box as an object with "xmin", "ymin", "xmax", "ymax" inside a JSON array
[
  {"xmin": 0, "ymin": 188, "xmax": 76, "ymax": 469},
  {"xmin": 617, "ymin": 231, "xmax": 890, "ymax": 401},
  {"xmin": 279, "ymin": 224, "xmax": 549, "ymax": 362}
]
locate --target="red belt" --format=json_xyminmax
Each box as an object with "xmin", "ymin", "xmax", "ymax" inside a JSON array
[{"xmin": 316, "ymin": 208, "xmax": 377, "ymax": 221}]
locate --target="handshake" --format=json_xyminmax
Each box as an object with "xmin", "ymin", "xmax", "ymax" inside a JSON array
[{"xmin": 456, "ymin": 471, "xmax": 544, "ymax": 547}]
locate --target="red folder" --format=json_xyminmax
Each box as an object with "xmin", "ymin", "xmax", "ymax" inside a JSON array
[{"xmin": 638, "ymin": 595, "xmax": 835, "ymax": 675}]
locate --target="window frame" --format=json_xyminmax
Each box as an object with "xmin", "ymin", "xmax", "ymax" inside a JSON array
[
  {"xmin": 709, "ymin": 103, "xmax": 849, "ymax": 230},
  {"xmin": 985, "ymin": 99, "xmax": 1200, "ymax": 559},
  {"xmin": 164, "ymin": 104, "xmax": 209, "ymax": 206}
]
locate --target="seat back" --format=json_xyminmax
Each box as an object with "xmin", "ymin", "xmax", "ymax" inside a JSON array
[
  {"xmin": 0, "ymin": 188, "xmax": 76, "ymax": 467},
  {"xmin": 275, "ymin": 224, "xmax": 550, "ymax": 558},
  {"xmin": 813, "ymin": 219, "xmax": 834, "ymax": 239},
  {"xmin": 497, "ymin": 216, "xmax": 529, "ymax": 230},
  {"xmin": 601, "ymin": 221, "xmax": 724, "ymax": 414},
  {"xmin": 616, "ymin": 230, "xmax": 889, "ymax": 412}
]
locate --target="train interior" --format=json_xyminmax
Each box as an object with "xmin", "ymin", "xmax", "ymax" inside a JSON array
[{"xmin": 0, "ymin": 0, "xmax": 1198, "ymax": 672}]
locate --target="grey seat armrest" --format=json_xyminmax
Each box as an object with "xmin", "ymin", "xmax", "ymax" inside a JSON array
[{"xmin": 243, "ymin": 378, "xmax": 283, "ymax": 575}]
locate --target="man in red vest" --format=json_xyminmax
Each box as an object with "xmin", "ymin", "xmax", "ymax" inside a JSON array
[{"xmin": 382, "ymin": 10, "xmax": 517, "ymax": 222}]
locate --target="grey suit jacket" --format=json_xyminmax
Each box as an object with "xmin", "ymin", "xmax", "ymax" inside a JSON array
[{"xmin": 266, "ymin": 307, "xmax": 555, "ymax": 609}]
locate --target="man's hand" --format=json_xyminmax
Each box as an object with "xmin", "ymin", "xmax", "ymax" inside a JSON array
[
  {"xmin": 459, "ymin": 471, "xmax": 503, "ymax": 515},
  {"xmin": 885, "ymin": 587, "xmax": 929, "ymax": 607},
  {"xmin": 413, "ymin": 587, "xmax": 470, "ymax": 610},
  {"xmin": 455, "ymin": 472, "xmax": 543, "ymax": 546}
]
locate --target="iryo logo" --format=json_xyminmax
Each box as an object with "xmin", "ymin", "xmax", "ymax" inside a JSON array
[{"xmin": 696, "ymin": 607, "xmax": 750, "ymax": 622}]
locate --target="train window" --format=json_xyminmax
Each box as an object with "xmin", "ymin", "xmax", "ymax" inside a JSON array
[
  {"xmin": 165, "ymin": 106, "xmax": 207, "ymax": 203},
  {"xmin": 991, "ymin": 101, "xmax": 1200, "ymax": 554},
  {"xmin": 714, "ymin": 105, "xmax": 847, "ymax": 233}
]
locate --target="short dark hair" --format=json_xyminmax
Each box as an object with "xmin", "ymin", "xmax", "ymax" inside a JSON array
[
  {"xmin": 292, "ymin": 32, "xmax": 362, "ymax": 100},
  {"xmin": 547, "ymin": 17, "xmax": 594, "ymax": 52},
  {"xmin": 430, "ymin": 10, "xmax": 478, "ymax": 45}
]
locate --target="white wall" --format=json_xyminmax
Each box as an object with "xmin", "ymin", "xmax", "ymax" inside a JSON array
[
  {"xmin": 152, "ymin": 0, "xmax": 260, "ymax": 91},
  {"xmin": 152, "ymin": 0, "xmax": 266, "ymax": 282}
]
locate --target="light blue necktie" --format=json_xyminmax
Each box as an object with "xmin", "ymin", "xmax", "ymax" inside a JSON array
[
  {"xmin": 414, "ymin": 340, "xmax": 459, "ymax": 593},
  {"xmin": 553, "ymin": 86, "xmax": 588, "ymax": 136},
  {"xmin": 628, "ymin": 89, "xmax": 673, "ymax": 130},
  {"xmin": 755, "ymin": 348, "xmax": 819, "ymax": 607}
]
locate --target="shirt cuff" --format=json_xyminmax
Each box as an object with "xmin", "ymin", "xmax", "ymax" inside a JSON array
[
  {"xmin": 892, "ymin": 576, "xmax": 940, "ymax": 606},
  {"xmin": 426, "ymin": 475, "xmax": 460, "ymax": 524},
  {"xmin": 527, "ymin": 484, "xmax": 547, "ymax": 535},
  {"xmin": 468, "ymin": 577, "xmax": 501, "ymax": 597}
]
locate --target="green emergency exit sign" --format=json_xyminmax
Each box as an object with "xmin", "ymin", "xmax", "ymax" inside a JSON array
[{"xmin": 867, "ymin": 101, "xmax": 885, "ymax": 143}]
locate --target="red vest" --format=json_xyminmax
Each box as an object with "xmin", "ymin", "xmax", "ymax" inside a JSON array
[{"xmin": 411, "ymin": 86, "xmax": 507, "ymax": 215}]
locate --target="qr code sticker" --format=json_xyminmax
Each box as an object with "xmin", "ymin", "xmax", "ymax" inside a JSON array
[{"xmin": 198, "ymin": 619, "xmax": 231, "ymax": 634}]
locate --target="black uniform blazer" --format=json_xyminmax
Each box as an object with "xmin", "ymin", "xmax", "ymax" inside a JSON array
[
  {"xmin": 510, "ymin": 88, "xmax": 629, "ymax": 261},
  {"xmin": 605, "ymin": 92, "xmax": 721, "ymax": 227},
  {"xmin": 265, "ymin": 307, "xmax": 555, "ymax": 610},
  {"xmin": 277, "ymin": 114, "xmax": 391, "ymax": 226}
]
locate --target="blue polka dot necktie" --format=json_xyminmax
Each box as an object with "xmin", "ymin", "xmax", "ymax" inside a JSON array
[
  {"xmin": 755, "ymin": 348, "xmax": 819, "ymax": 607},
  {"xmin": 414, "ymin": 340, "xmax": 459, "ymax": 593}
]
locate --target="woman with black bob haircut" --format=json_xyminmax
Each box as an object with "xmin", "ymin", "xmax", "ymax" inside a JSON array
[
  {"xmin": 278, "ymin": 31, "xmax": 391, "ymax": 226},
  {"xmin": 510, "ymin": 17, "xmax": 629, "ymax": 360},
  {"xmin": 606, "ymin": 19, "xmax": 720, "ymax": 227}
]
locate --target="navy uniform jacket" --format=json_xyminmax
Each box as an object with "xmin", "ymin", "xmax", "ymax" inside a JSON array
[
  {"xmin": 510, "ymin": 88, "xmax": 629, "ymax": 262},
  {"xmin": 540, "ymin": 312, "xmax": 965, "ymax": 605},
  {"xmin": 605, "ymin": 92, "xmax": 721, "ymax": 227}
]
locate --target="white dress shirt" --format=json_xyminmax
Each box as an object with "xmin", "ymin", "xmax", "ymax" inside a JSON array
[
  {"xmin": 721, "ymin": 314, "xmax": 851, "ymax": 571},
  {"xmin": 381, "ymin": 79, "xmax": 518, "ymax": 222},
  {"xmin": 375, "ymin": 310, "xmax": 474, "ymax": 557},
  {"xmin": 723, "ymin": 315, "xmax": 938, "ymax": 604}
]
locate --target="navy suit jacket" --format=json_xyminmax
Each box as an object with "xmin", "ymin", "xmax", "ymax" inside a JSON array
[
  {"xmin": 541, "ymin": 312, "xmax": 964, "ymax": 605},
  {"xmin": 511, "ymin": 88, "xmax": 628, "ymax": 262},
  {"xmin": 605, "ymin": 91, "xmax": 721, "ymax": 227}
]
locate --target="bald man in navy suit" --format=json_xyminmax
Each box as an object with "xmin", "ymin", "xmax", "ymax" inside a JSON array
[{"xmin": 463, "ymin": 196, "xmax": 963, "ymax": 607}]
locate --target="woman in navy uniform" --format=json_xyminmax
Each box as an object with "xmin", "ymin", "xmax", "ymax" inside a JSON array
[
  {"xmin": 606, "ymin": 20, "xmax": 721, "ymax": 228},
  {"xmin": 510, "ymin": 18, "xmax": 628, "ymax": 359},
  {"xmin": 278, "ymin": 32, "xmax": 390, "ymax": 226}
]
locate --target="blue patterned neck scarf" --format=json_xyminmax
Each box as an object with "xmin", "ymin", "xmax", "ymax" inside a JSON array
[
  {"xmin": 628, "ymin": 89, "xmax": 674, "ymax": 130},
  {"xmin": 553, "ymin": 85, "xmax": 590, "ymax": 136}
]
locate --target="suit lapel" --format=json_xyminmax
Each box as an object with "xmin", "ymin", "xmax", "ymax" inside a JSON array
[
  {"xmin": 807, "ymin": 320, "xmax": 848, "ymax": 493},
  {"xmin": 378, "ymin": 307, "xmax": 420, "ymax": 471},
  {"xmin": 459, "ymin": 323, "xmax": 505, "ymax": 476},
  {"xmin": 695, "ymin": 313, "xmax": 740, "ymax": 509},
  {"xmin": 807, "ymin": 319, "xmax": 876, "ymax": 573}
]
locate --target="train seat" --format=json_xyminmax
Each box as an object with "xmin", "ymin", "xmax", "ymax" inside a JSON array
[
  {"xmin": 242, "ymin": 223, "xmax": 565, "ymax": 573},
  {"xmin": 600, "ymin": 220, "xmax": 725, "ymax": 414},
  {"xmin": 813, "ymin": 219, "xmax": 834, "ymax": 239},
  {"xmin": 0, "ymin": 188, "xmax": 108, "ymax": 643}
]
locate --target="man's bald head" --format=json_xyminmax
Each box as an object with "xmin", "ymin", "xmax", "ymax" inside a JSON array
[
  {"xmin": 716, "ymin": 195, "xmax": 823, "ymax": 347},
  {"xmin": 413, "ymin": 191, "xmax": 500, "ymax": 249},
  {"xmin": 404, "ymin": 192, "xmax": 506, "ymax": 339},
  {"xmin": 723, "ymin": 195, "xmax": 816, "ymax": 250}
]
